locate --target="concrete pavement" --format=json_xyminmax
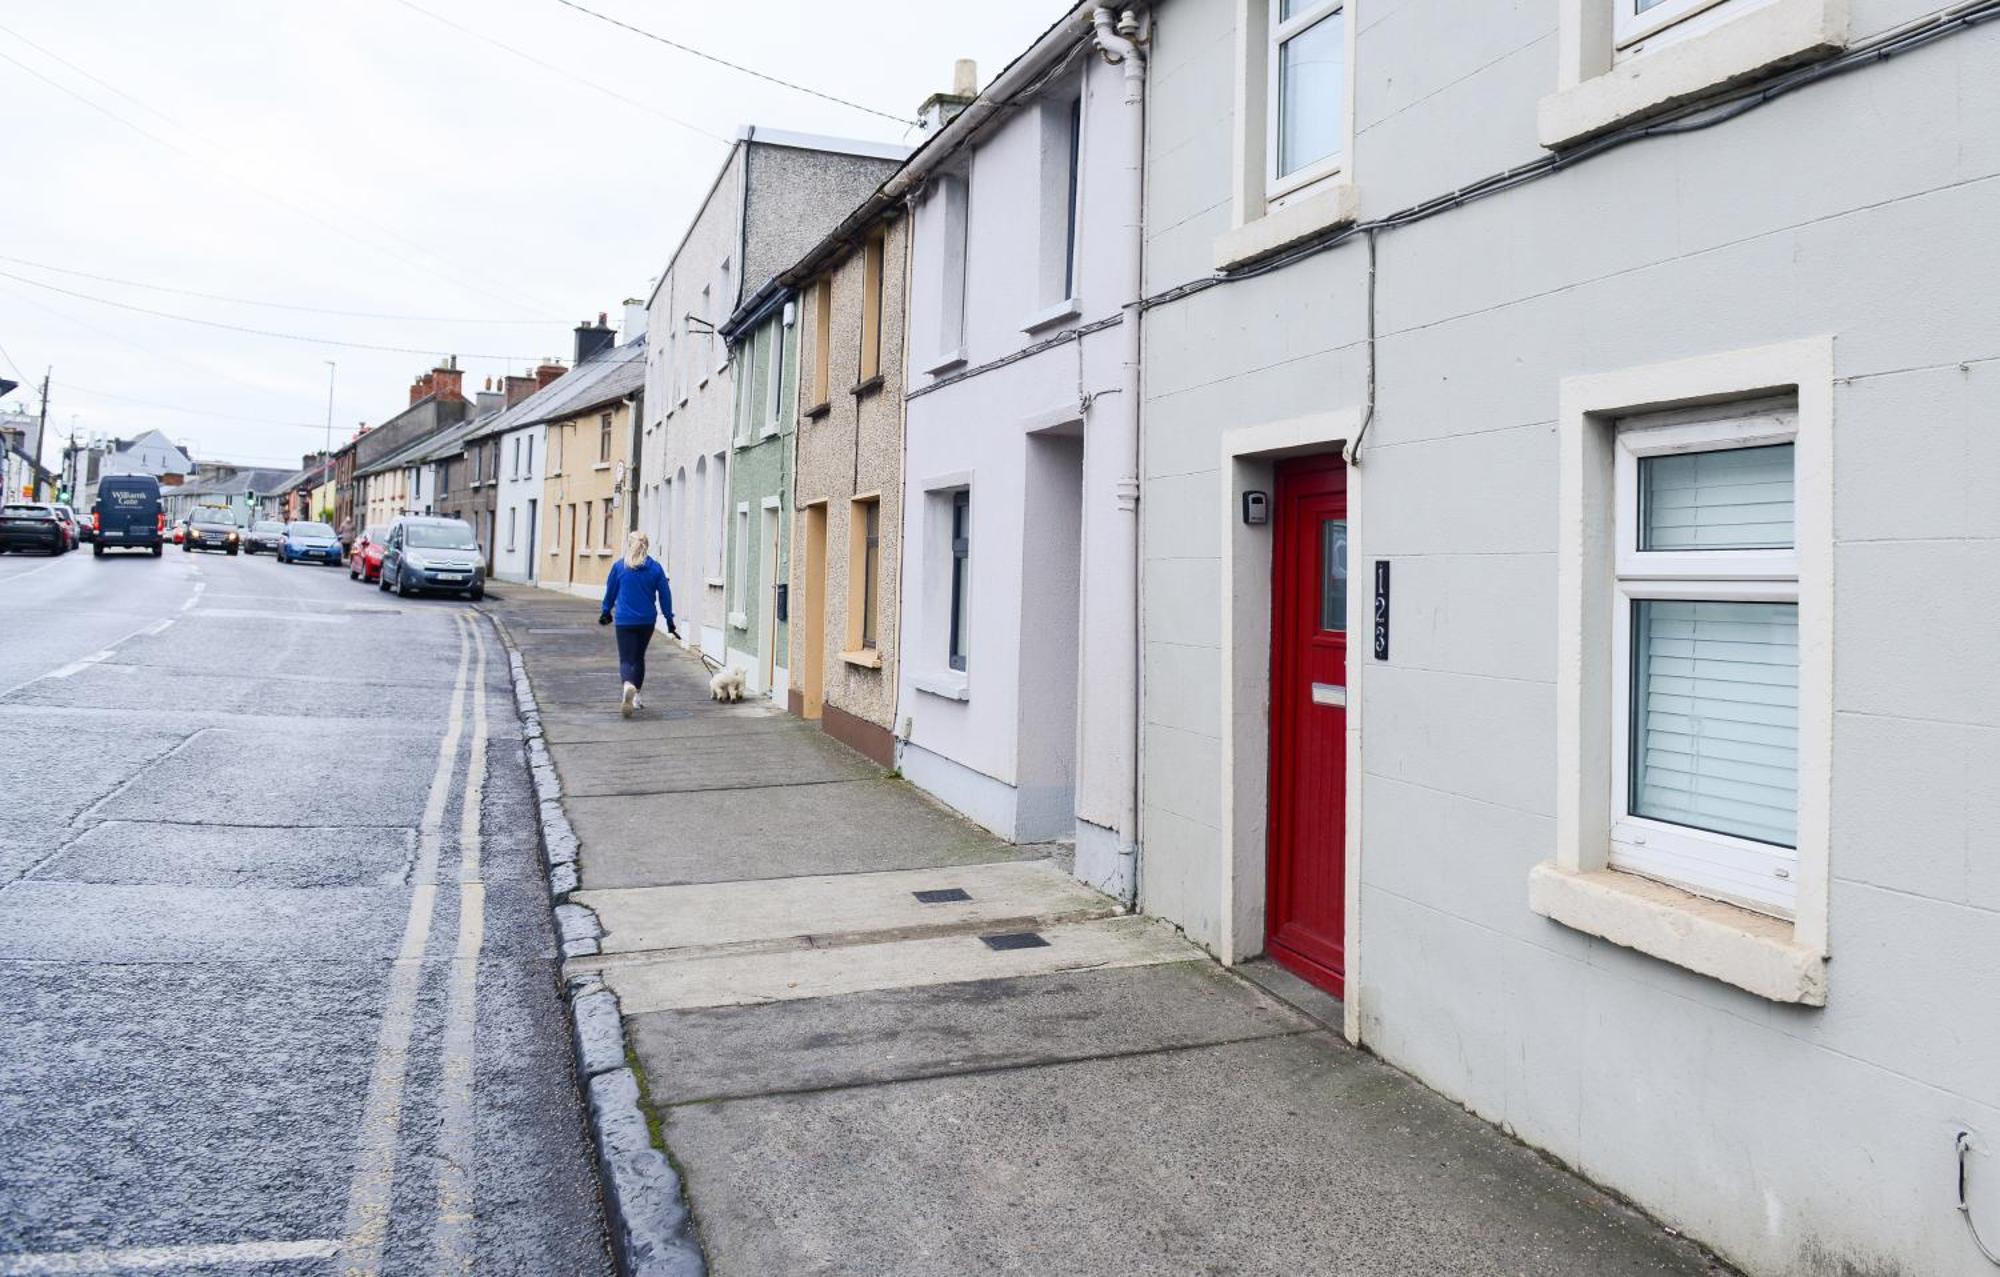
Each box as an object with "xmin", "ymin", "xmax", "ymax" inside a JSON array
[
  {"xmin": 493, "ymin": 584, "xmax": 1734, "ymax": 1277},
  {"xmin": 0, "ymin": 548, "xmax": 612, "ymax": 1276}
]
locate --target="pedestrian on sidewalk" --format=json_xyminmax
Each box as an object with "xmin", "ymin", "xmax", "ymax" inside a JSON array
[{"xmin": 599, "ymin": 531, "xmax": 678, "ymax": 718}]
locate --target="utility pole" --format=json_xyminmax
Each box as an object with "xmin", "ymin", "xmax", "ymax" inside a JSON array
[
  {"xmin": 323, "ymin": 360, "xmax": 337, "ymax": 523},
  {"xmin": 29, "ymin": 368, "xmax": 49, "ymax": 500}
]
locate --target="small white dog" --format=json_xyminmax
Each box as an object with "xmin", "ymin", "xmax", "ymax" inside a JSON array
[{"xmin": 708, "ymin": 665, "xmax": 746, "ymax": 703}]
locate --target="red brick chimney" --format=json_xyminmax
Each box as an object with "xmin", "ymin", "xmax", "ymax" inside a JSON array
[
  {"xmin": 431, "ymin": 363, "xmax": 464, "ymax": 402},
  {"xmin": 503, "ymin": 374, "xmax": 540, "ymax": 408},
  {"xmin": 534, "ymin": 362, "xmax": 566, "ymax": 390},
  {"xmin": 410, "ymin": 372, "xmax": 433, "ymax": 406}
]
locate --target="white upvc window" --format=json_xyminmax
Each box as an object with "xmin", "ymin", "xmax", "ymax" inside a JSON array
[
  {"xmin": 1267, "ymin": 0, "xmax": 1346, "ymax": 203},
  {"xmin": 1611, "ymin": 400, "xmax": 1799, "ymax": 917}
]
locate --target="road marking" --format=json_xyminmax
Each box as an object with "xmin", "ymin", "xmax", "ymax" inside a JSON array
[
  {"xmin": 0, "ymin": 1239, "xmax": 340, "ymax": 1274},
  {"xmin": 142, "ymin": 618, "xmax": 174, "ymax": 636},
  {"xmin": 180, "ymin": 608, "xmax": 350, "ymax": 624},
  {"xmin": 47, "ymin": 650, "xmax": 114, "ymax": 679},
  {"xmin": 432, "ymin": 616, "xmax": 490, "ymax": 1273},
  {"xmin": 338, "ymin": 613, "xmax": 472, "ymax": 1277},
  {"xmin": 0, "ymin": 557, "xmax": 68, "ymax": 586}
]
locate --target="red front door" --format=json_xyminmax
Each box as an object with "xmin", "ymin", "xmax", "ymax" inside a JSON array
[{"xmin": 1267, "ymin": 454, "xmax": 1349, "ymax": 996}]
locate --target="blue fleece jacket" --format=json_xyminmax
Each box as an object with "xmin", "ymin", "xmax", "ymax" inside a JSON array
[{"xmin": 601, "ymin": 556, "xmax": 675, "ymax": 629}]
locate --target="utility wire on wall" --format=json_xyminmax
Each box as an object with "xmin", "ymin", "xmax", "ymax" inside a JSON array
[{"xmin": 547, "ymin": 0, "xmax": 914, "ymax": 125}]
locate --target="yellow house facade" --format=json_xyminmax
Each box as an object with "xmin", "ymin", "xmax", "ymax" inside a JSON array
[{"xmin": 537, "ymin": 337, "xmax": 647, "ymax": 598}]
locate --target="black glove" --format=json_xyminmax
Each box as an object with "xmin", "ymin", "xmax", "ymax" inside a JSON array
[
  {"xmin": 598, "ymin": 612, "xmax": 612, "ymax": 626},
  {"xmin": 668, "ymin": 623, "xmax": 681, "ymax": 639}
]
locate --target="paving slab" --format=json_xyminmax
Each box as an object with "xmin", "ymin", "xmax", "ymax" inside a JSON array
[
  {"xmin": 581, "ymin": 915, "xmax": 1203, "ymax": 1014},
  {"xmin": 628, "ymin": 961, "xmax": 1318, "ymax": 1103},
  {"xmin": 664, "ymin": 1032, "xmax": 1722, "ymax": 1277},
  {"xmin": 577, "ymin": 858, "xmax": 1117, "ymax": 955},
  {"xmin": 548, "ymin": 725, "xmax": 878, "ymax": 797},
  {"xmin": 566, "ymin": 778, "xmax": 1044, "ymax": 889}
]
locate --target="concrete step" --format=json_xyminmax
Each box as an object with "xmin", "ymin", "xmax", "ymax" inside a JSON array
[{"xmin": 578, "ymin": 915, "xmax": 1203, "ymax": 1014}]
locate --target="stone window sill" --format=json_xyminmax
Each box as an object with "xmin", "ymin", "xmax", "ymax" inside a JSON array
[
  {"xmin": 851, "ymin": 374, "xmax": 885, "ymax": 400},
  {"xmin": 804, "ymin": 401, "xmax": 832, "ymax": 421},
  {"xmin": 593, "ymin": 463, "xmax": 611, "ymax": 472},
  {"xmin": 923, "ymin": 348, "xmax": 967, "ymax": 376},
  {"xmin": 1528, "ymin": 861, "xmax": 1827, "ymax": 1005},
  {"xmin": 1213, "ymin": 182, "xmax": 1358, "ymax": 272},
  {"xmin": 1538, "ymin": 0, "xmax": 1846, "ymax": 148},
  {"xmin": 840, "ymin": 648, "xmax": 883, "ymax": 670},
  {"xmin": 909, "ymin": 670, "xmax": 968, "ymax": 701},
  {"xmin": 728, "ymin": 610, "xmax": 748, "ymax": 630},
  {"xmin": 1021, "ymin": 299, "xmax": 1081, "ymax": 335},
  {"xmin": 704, "ymin": 576, "xmax": 726, "ymax": 589}
]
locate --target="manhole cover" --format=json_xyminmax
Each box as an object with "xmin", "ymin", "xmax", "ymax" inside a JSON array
[
  {"xmin": 980, "ymin": 931, "xmax": 1049, "ymax": 951},
  {"xmin": 913, "ymin": 888, "xmax": 971, "ymax": 904}
]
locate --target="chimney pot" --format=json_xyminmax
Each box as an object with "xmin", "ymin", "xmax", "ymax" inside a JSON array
[
  {"xmin": 953, "ymin": 59, "xmax": 977, "ymax": 96},
  {"xmin": 534, "ymin": 362, "xmax": 566, "ymax": 390}
]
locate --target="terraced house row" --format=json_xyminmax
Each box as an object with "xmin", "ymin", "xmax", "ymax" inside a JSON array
[{"xmin": 314, "ymin": 2, "xmax": 1997, "ymax": 1270}]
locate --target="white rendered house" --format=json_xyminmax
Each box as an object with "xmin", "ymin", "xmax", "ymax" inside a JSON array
[{"xmin": 892, "ymin": 7, "xmax": 1147, "ymax": 902}]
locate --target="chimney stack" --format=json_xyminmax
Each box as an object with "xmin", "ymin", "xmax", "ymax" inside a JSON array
[
  {"xmin": 622, "ymin": 297, "xmax": 647, "ymax": 344},
  {"xmin": 535, "ymin": 362, "xmax": 567, "ymax": 390},
  {"xmin": 431, "ymin": 362, "xmax": 465, "ymax": 402},
  {"xmin": 917, "ymin": 59, "xmax": 978, "ymax": 132},
  {"xmin": 503, "ymin": 373, "xmax": 540, "ymax": 407},
  {"xmin": 574, "ymin": 313, "xmax": 616, "ymax": 365}
]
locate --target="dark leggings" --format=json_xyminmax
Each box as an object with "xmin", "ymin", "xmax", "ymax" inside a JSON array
[{"xmin": 615, "ymin": 624, "xmax": 654, "ymax": 690}]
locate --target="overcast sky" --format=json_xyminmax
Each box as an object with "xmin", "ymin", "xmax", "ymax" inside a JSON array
[{"xmin": 0, "ymin": 0, "xmax": 1066, "ymax": 473}]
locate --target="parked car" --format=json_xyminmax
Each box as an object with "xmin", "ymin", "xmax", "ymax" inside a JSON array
[
  {"xmin": 183, "ymin": 506, "xmax": 240, "ymax": 554},
  {"xmin": 0, "ymin": 503, "xmax": 66, "ymax": 555},
  {"xmin": 61, "ymin": 505, "xmax": 90, "ymax": 544},
  {"xmin": 50, "ymin": 505, "xmax": 80, "ymax": 550},
  {"xmin": 92, "ymin": 474, "xmax": 165, "ymax": 556},
  {"xmin": 349, "ymin": 524, "xmax": 388, "ymax": 583},
  {"xmin": 277, "ymin": 520, "xmax": 343, "ymax": 565},
  {"xmin": 244, "ymin": 520, "xmax": 285, "ymax": 555},
  {"xmin": 379, "ymin": 516, "xmax": 484, "ymax": 600},
  {"xmin": 171, "ymin": 519, "xmax": 187, "ymax": 545}
]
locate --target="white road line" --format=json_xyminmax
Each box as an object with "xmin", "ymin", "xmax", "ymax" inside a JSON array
[
  {"xmin": 339, "ymin": 613, "xmax": 472, "ymax": 1277},
  {"xmin": 47, "ymin": 650, "xmax": 114, "ymax": 679},
  {"xmin": 142, "ymin": 619, "xmax": 174, "ymax": 636},
  {"xmin": 0, "ymin": 556, "xmax": 68, "ymax": 586},
  {"xmin": 0, "ymin": 1239, "xmax": 340, "ymax": 1274},
  {"xmin": 432, "ymin": 616, "xmax": 491, "ymax": 1273}
]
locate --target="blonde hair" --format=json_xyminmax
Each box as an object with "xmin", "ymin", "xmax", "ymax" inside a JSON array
[{"xmin": 623, "ymin": 530, "xmax": 649, "ymax": 571}]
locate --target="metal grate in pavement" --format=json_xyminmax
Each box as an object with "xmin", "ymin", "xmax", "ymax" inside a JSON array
[
  {"xmin": 913, "ymin": 888, "xmax": 972, "ymax": 904},
  {"xmin": 980, "ymin": 931, "xmax": 1049, "ymax": 951}
]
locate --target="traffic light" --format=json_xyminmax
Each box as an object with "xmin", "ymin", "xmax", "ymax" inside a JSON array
[{"xmin": 246, "ymin": 490, "xmax": 257, "ymax": 505}]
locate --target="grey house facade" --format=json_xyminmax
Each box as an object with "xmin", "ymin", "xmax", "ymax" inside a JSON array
[
  {"xmin": 639, "ymin": 128, "xmax": 906, "ymax": 660},
  {"xmin": 1135, "ymin": 0, "xmax": 2000, "ymax": 1273}
]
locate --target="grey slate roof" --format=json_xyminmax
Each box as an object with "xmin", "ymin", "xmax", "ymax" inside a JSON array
[
  {"xmin": 170, "ymin": 467, "xmax": 295, "ymax": 502},
  {"xmin": 465, "ymin": 337, "xmax": 646, "ymax": 445}
]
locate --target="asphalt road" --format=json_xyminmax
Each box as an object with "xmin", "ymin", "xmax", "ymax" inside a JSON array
[{"xmin": 0, "ymin": 544, "xmax": 612, "ymax": 1276}]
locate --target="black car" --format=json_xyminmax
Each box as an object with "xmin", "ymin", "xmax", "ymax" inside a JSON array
[
  {"xmin": 244, "ymin": 519, "xmax": 285, "ymax": 555},
  {"xmin": 0, "ymin": 503, "xmax": 66, "ymax": 555},
  {"xmin": 183, "ymin": 505, "xmax": 242, "ymax": 554},
  {"xmin": 93, "ymin": 475, "xmax": 164, "ymax": 556},
  {"xmin": 379, "ymin": 516, "xmax": 485, "ymax": 600}
]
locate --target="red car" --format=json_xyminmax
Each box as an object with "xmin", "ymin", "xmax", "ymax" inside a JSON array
[{"xmin": 349, "ymin": 524, "xmax": 388, "ymax": 582}]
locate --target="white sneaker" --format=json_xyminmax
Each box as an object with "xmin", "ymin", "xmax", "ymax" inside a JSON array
[
  {"xmin": 620, "ymin": 682, "xmax": 637, "ymax": 718},
  {"xmin": 632, "ymin": 691, "xmax": 643, "ymax": 711}
]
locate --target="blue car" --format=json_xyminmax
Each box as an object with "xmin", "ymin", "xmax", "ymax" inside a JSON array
[{"xmin": 277, "ymin": 520, "xmax": 343, "ymax": 565}]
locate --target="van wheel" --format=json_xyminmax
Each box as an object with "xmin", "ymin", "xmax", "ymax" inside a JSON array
[
  {"xmin": 151, "ymin": 545, "xmax": 162, "ymax": 557},
  {"xmin": 93, "ymin": 545, "xmax": 105, "ymax": 558}
]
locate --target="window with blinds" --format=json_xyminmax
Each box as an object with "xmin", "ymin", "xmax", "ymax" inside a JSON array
[{"xmin": 1612, "ymin": 405, "xmax": 1800, "ymax": 916}]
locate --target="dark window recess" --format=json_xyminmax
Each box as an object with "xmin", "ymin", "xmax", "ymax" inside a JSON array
[
  {"xmin": 948, "ymin": 490, "xmax": 970, "ymax": 672},
  {"xmin": 913, "ymin": 887, "xmax": 972, "ymax": 904},
  {"xmin": 862, "ymin": 500, "xmax": 881, "ymax": 649},
  {"xmin": 1063, "ymin": 96, "xmax": 1081, "ymax": 299},
  {"xmin": 981, "ymin": 931, "xmax": 1050, "ymax": 951}
]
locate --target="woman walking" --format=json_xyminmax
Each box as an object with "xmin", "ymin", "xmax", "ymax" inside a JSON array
[{"xmin": 599, "ymin": 531, "xmax": 678, "ymax": 717}]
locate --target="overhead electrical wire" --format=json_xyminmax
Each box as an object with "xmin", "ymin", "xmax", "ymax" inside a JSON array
[
  {"xmin": 0, "ymin": 268, "xmax": 546, "ymax": 361},
  {"xmin": 390, "ymin": 0, "xmax": 731, "ymax": 146},
  {"xmin": 0, "ymin": 253, "xmax": 558, "ymax": 325},
  {"xmin": 0, "ymin": 30, "xmax": 556, "ymax": 317},
  {"xmin": 52, "ymin": 381, "xmax": 326, "ymax": 430},
  {"xmin": 548, "ymin": 0, "xmax": 913, "ymax": 125}
]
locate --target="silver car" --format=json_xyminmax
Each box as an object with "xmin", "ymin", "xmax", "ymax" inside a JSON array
[{"xmin": 379, "ymin": 516, "xmax": 485, "ymax": 600}]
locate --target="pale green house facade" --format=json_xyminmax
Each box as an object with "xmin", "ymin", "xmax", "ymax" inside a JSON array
[{"xmin": 719, "ymin": 290, "xmax": 799, "ymax": 701}]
